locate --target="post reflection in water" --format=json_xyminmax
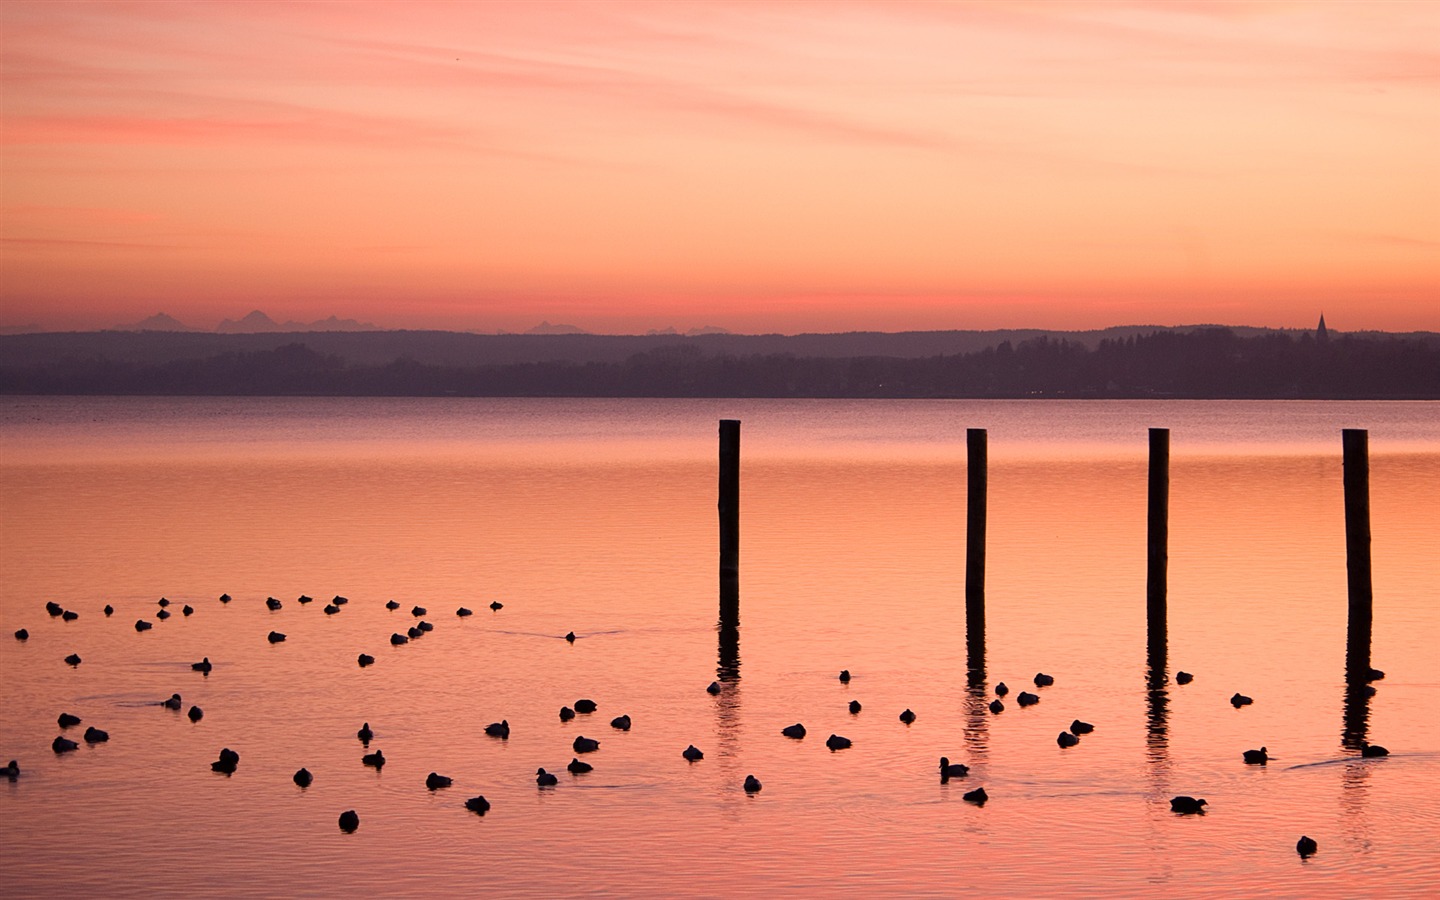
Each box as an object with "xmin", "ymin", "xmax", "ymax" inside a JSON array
[
  {"xmin": 1342, "ymin": 596, "xmax": 1374, "ymax": 751},
  {"xmin": 1145, "ymin": 609, "xmax": 1169, "ymax": 775},
  {"xmin": 713, "ymin": 576, "xmax": 742, "ymax": 761},
  {"xmin": 963, "ymin": 603, "xmax": 989, "ymax": 756}
]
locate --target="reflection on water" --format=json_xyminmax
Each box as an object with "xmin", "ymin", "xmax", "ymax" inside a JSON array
[{"xmin": 2, "ymin": 397, "xmax": 1437, "ymax": 898}]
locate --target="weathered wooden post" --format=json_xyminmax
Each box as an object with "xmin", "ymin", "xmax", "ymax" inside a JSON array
[
  {"xmin": 1147, "ymin": 428, "xmax": 1169, "ymax": 628},
  {"xmin": 1342, "ymin": 428, "xmax": 1374, "ymax": 748},
  {"xmin": 719, "ymin": 419, "xmax": 740, "ymax": 627},
  {"xmin": 965, "ymin": 428, "xmax": 987, "ymax": 629}
]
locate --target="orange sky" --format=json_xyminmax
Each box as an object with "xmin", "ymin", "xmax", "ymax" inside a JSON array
[{"xmin": 2, "ymin": 0, "xmax": 1436, "ymax": 334}]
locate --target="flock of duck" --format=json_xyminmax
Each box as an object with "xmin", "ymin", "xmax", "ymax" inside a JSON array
[{"xmin": 9, "ymin": 593, "xmax": 1390, "ymax": 857}]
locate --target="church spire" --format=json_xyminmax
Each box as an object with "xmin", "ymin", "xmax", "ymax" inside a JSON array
[{"xmin": 1317, "ymin": 312, "xmax": 1329, "ymax": 343}]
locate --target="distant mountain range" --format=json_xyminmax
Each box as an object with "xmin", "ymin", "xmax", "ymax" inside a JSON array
[{"xmin": 117, "ymin": 310, "xmax": 383, "ymax": 333}]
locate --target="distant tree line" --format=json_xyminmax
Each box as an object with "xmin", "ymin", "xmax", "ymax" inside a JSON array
[{"xmin": 1, "ymin": 328, "xmax": 1436, "ymax": 399}]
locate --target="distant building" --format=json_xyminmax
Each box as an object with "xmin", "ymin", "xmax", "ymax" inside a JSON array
[{"xmin": 1317, "ymin": 313, "xmax": 1329, "ymax": 343}]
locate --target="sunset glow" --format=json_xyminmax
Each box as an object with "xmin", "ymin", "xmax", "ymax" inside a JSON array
[{"xmin": 2, "ymin": 0, "xmax": 1437, "ymax": 333}]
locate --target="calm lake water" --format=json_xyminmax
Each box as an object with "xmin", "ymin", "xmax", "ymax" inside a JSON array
[{"xmin": 1, "ymin": 397, "xmax": 1437, "ymax": 898}]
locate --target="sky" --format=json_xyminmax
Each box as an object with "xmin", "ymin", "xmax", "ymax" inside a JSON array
[{"xmin": 1, "ymin": 0, "xmax": 1437, "ymax": 335}]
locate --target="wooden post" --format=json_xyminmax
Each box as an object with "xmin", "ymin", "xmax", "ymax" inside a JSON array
[
  {"xmin": 719, "ymin": 420, "xmax": 740, "ymax": 627},
  {"xmin": 1342, "ymin": 429, "xmax": 1373, "ymax": 627},
  {"xmin": 1147, "ymin": 428, "xmax": 1169, "ymax": 626},
  {"xmin": 965, "ymin": 428, "xmax": 987, "ymax": 626}
]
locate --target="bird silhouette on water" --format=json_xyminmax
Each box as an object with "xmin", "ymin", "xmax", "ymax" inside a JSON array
[
  {"xmin": 565, "ymin": 631, "xmax": 576, "ymax": 643},
  {"xmin": 211, "ymin": 748, "xmax": 239, "ymax": 774},
  {"xmin": 58, "ymin": 712, "xmax": 81, "ymax": 728},
  {"xmin": 188, "ymin": 706, "xmax": 203, "ymax": 722},
  {"xmin": 484, "ymin": 720, "xmax": 510, "ymax": 739},
  {"xmin": 899, "ymin": 709, "xmax": 916, "ymax": 724},
  {"xmin": 1360, "ymin": 742, "xmax": 1389, "ymax": 758},
  {"xmin": 989, "ymin": 699, "xmax": 1004, "ymax": 714},
  {"xmin": 1297, "ymin": 836, "xmax": 1318, "ymax": 857},
  {"xmin": 1016, "ymin": 692, "xmax": 1040, "ymax": 707},
  {"xmin": 781, "ymin": 723, "xmax": 806, "ymax": 739},
  {"xmin": 338, "ymin": 810, "xmax": 359, "ymax": 833},
  {"xmin": 294, "ymin": 768, "xmax": 313, "ymax": 788},
  {"xmin": 963, "ymin": 786, "xmax": 988, "ymax": 804},
  {"xmin": 191, "ymin": 657, "xmax": 212, "ymax": 673},
  {"xmin": 456, "ymin": 607, "xmax": 472, "ymax": 617},
  {"xmin": 572, "ymin": 736, "xmax": 600, "ymax": 753},
  {"xmin": 52, "ymin": 736, "xmax": 78, "ymax": 753},
  {"xmin": 559, "ymin": 706, "xmax": 576, "ymax": 721},
  {"xmin": 939, "ymin": 757, "xmax": 969, "ymax": 780},
  {"xmin": 161, "ymin": 693, "xmax": 182, "ymax": 711},
  {"xmin": 357, "ymin": 653, "xmax": 375, "ymax": 667},
  {"xmin": 838, "ymin": 669, "xmax": 851, "ymax": 683},
  {"xmin": 2, "ymin": 760, "xmax": 18, "ymax": 780},
  {"xmin": 267, "ymin": 631, "xmax": 286, "ymax": 644},
  {"xmin": 358, "ymin": 722, "xmax": 374, "ymax": 743},
  {"xmin": 683, "ymin": 745, "xmax": 704, "ymax": 761},
  {"xmin": 536, "ymin": 768, "xmax": 558, "ymax": 786},
  {"xmin": 707, "ymin": 681, "xmax": 722, "ymax": 695},
  {"xmin": 64, "ymin": 653, "xmax": 82, "ymax": 667},
  {"xmin": 362, "ymin": 750, "xmax": 385, "ymax": 769},
  {"xmin": 489, "ymin": 601, "xmax": 503, "ymax": 611},
  {"xmin": 849, "ymin": 700, "xmax": 862, "ymax": 714},
  {"xmin": 1175, "ymin": 671, "xmax": 1194, "ymax": 685},
  {"xmin": 466, "ymin": 795, "xmax": 491, "ymax": 814},
  {"xmin": 1070, "ymin": 719, "xmax": 1094, "ymax": 735},
  {"xmin": 1057, "ymin": 731, "xmax": 1079, "ymax": 748},
  {"xmin": 1230, "ymin": 693, "xmax": 1253, "ymax": 707},
  {"xmin": 426, "ymin": 772, "xmax": 453, "ymax": 790},
  {"xmin": 135, "ymin": 620, "xmax": 153, "ymax": 632},
  {"xmin": 995, "ymin": 682, "xmax": 1008, "ymax": 697},
  {"xmin": 1034, "ymin": 673, "xmax": 1055, "ymax": 686},
  {"xmin": 574, "ymin": 699, "xmax": 597, "ymax": 714},
  {"xmin": 1170, "ymin": 796, "xmax": 1206, "ymax": 814},
  {"xmin": 744, "ymin": 775, "xmax": 762, "ymax": 793},
  {"xmin": 610, "ymin": 715, "xmax": 631, "ymax": 731},
  {"xmin": 266, "ymin": 598, "xmax": 282, "ymax": 611},
  {"xmin": 385, "ymin": 600, "xmax": 400, "ymax": 610},
  {"xmin": 567, "ymin": 757, "xmax": 593, "ymax": 774},
  {"xmin": 1243, "ymin": 746, "xmax": 1271, "ymax": 765},
  {"xmin": 826, "ymin": 734, "xmax": 852, "ymax": 751},
  {"xmin": 83, "ymin": 726, "xmax": 108, "ymax": 743}
]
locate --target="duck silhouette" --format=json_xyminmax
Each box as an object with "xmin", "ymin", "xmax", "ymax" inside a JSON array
[
  {"xmin": 849, "ymin": 700, "xmax": 862, "ymax": 714},
  {"xmin": 939, "ymin": 757, "xmax": 969, "ymax": 779},
  {"xmin": 1034, "ymin": 673, "xmax": 1055, "ymax": 686},
  {"xmin": 191, "ymin": 657, "xmax": 212, "ymax": 673},
  {"xmin": 565, "ymin": 632, "xmax": 576, "ymax": 643},
  {"xmin": 994, "ymin": 682, "xmax": 1008, "ymax": 697},
  {"xmin": 707, "ymin": 681, "xmax": 722, "ymax": 695},
  {"xmin": 781, "ymin": 723, "xmax": 806, "ymax": 739},
  {"xmin": 963, "ymin": 786, "xmax": 988, "ymax": 804},
  {"xmin": 744, "ymin": 775, "xmax": 762, "ymax": 793},
  {"xmin": 2, "ymin": 760, "xmax": 18, "ymax": 779},
  {"xmin": 338, "ymin": 810, "xmax": 359, "ymax": 832},
  {"xmin": 1016, "ymin": 692, "xmax": 1039, "ymax": 707},
  {"xmin": 536, "ymin": 768, "xmax": 558, "ymax": 786},
  {"xmin": 838, "ymin": 669, "xmax": 851, "ymax": 683},
  {"xmin": 362, "ymin": 750, "xmax": 385, "ymax": 768},
  {"xmin": 826, "ymin": 734, "xmax": 852, "ymax": 751},
  {"xmin": 57, "ymin": 713, "xmax": 81, "ymax": 728},
  {"xmin": 385, "ymin": 600, "xmax": 400, "ymax": 610},
  {"xmin": 465, "ymin": 795, "xmax": 491, "ymax": 814},
  {"xmin": 899, "ymin": 709, "xmax": 916, "ymax": 724},
  {"xmin": 83, "ymin": 726, "xmax": 109, "ymax": 744},
  {"xmin": 456, "ymin": 607, "xmax": 473, "ymax": 617},
  {"xmin": 357, "ymin": 654, "xmax": 375, "ymax": 667},
  {"xmin": 294, "ymin": 768, "xmax": 313, "ymax": 788},
  {"xmin": 610, "ymin": 715, "xmax": 631, "ymax": 731},
  {"xmin": 489, "ymin": 601, "xmax": 503, "ymax": 611},
  {"xmin": 267, "ymin": 631, "xmax": 286, "ymax": 644},
  {"xmin": 572, "ymin": 736, "xmax": 600, "ymax": 753},
  {"xmin": 1360, "ymin": 742, "xmax": 1389, "ymax": 758},
  {"xmin": 52, "ymin": 736, "xmax": 78, "ymax": 753},
  {"xmin": 1242, "ymin": 746, "xmax": 1271, "ymax": 764},
  {"xmin": 1170, "ymin": 796, "xmax": 1206, "ymax": 814},
  {"xmin": 161, "ymin": 693, "xmax": 182, "ymax": 711},
  {"xmin": 135, "ymin": 620, "xmax": 152, "ymax": 632},
  {"xmin": 567, "ymin": 757, "xmax": 593, "ymax": 774},
  {"xmin": 64, "ymin": 653, "xmax": 81, "ymax": 667},
  {"xmin": 266, "ymin": 598, "xmax": 281, "ymax": 611},
  {"xmin": 1296, "ymin": 835, "xmax": 1318, "ymax": 857},
  {"xmin": 574, "ymin": 699, "xmax": 597, "ymax": 714},
  {"xmin": 1057, "ymin": 731, "xmax": 1079, "ymax": 748},
  {"xmin": 559, "ymin": 706, "xmax": 576, "ymax": 721},
  {"xmin": 485, "ymin": 720, "xmax": 510, "ymax": 739},
  {"xmin": 1230, "ymin": 693, "xmax": 1253, "ymax": 707},
  {"xmin": 683, "ymin": 745, "xmax": 704, "ymax": 761},
  {"xmin": 188, "ymin": 706, "xmax": 203, "ymax": 722},
  {"xmin": 1070, "ymin": 720, "xmax": 1095, "ymax": 735},
  {"xmin": 211, "ymin": 748, "xmax": 239, "ymax": 774},
  {"xmin": 989, "ymin": 699, "xmax": 1004, "ymax": 714},
  {"xmin": 357, "ymin": 723, "xmax": 374, "ymax": 743},
  {"xmin": 390, "ymin": 633, "xmax": 408, "ymax": 645},
  {"xmin": 426, "ymin": 772, "xmax": 453, "ymax": 790}
]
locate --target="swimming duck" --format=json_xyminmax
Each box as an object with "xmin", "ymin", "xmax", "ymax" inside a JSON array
[
  {"xmin": 135, "ymin": 620, "xmax": 152, "ymax": 632},
  {"xmin": 572, "ymin": 736, "xmax": 600, "ymax": 753},
  {"xmin": 465, "ymin": 795, "xmax": 491, "ymax": 814},
  {"xmin": 267, "ymin": 631, "xmax": 286, "ymax": 644},
  {"xmin": 963, "ymin": 786, "xmax": 988, "ymax": 804},
  {"xmin": 297, "ymin": 595, "xmax": 313, "ymax": 604},
  {"xmin": 188, "ymin": 706, "xmax": 203, "ymax": 722},
  {"xmin": 266, "ymin": 598, "xmax": 282, "ymax": 611},
  {"xmin": 989, "ymin": 699, "xmax": 1004, "ymax": 714},
  {"xmin": 104, "ymin": 605, "xmax": 114, "ymax": 617},
  {"xmin": 574, "ymin": 699, "xmax": 597, "ymax": 713},
  {"xmin": 1070, "ymin": 720, "xmax": 1095, "ymax": 735},
  {"xmin": 849, "ymin": 700, "xmax": 862, "ymax": 714},
  {"xmin": 1016, "ymin": 692, "xmax": 1040, "ymax": 707},
  {"xmin": 83, "ymin": 726, "xmax": 109, "ymax": 743},
  {"xmin": 2, "ymin": 760, "xmax": 18, "ymax": 779},
  {"xmin": 485, "ymin": 720, "xmax": 510, "ymax": 739},
  {"xmin": 707, "ymin": 681, "xmax": 722, "ymax": 695},
  {"xmin": 181, "ymin": 605, "xmax": 193, "ymax": 616},
  {"xmin": 1242, "ymin": 746, "xmax": 1271, "ymax": 764},
  {"xmin": 1296, "ymin": 836, "xmax": 1317, "ymax": 857},
  {"xmin": 219, "ymin": 594, "xmax": 231, "ymax": 603},
  {"xmin": 939, "ymin": 757, "xmax": 969, "ymax": 779},
  {"xmin": 58, "ymin": 712, "xmax": 81, "ymax": 728},
  {"xmin": 156, "ymin": 609, "xmax": 170, "ymax": 620},
  {"xmin": 1057, "ymin": 731, "xmax": 1079, "ymax": 748},
  {"xmin": 332, "ymin": 596, "xmax": 348, "ymax": 605},
  {"xmin": 293, "ymin": 768, "xmax": 313, "ymax": 788},
  {"xmin": 52, "ymin": 736, "xmax": 78, "ymax": 753},
  {"xmin": 610, "ymin": 715, "xmax": 631, "ymax": 731},
  {"xmin": 157, "ymin": 598, "xmax": 170, "ymax": 608},
  {"xmin": 338, "ymin": 810, "xmax": 359, "ymax": 832},
  {"xmin": 211, "ymin": 748, "xmax": 239, "ymax": 774},
  {"xmin": 45, "ymin": 601, "xmax": 63, "ymax": 616},
  {"xmin": 62, "ymin": 610, "xmax": 78, "ymax": 622},
  {"xmin": 1034, "ymin": 673, "xmax": 1055, "ymax": 686},
  {"xmin": 781, "ymin": 723, "xmax": 806, "ymax": 739},
  {"xmin": 357, "ymin": 723, "xmax": 374, "ymax": 743},
  {"xmin": 417, "ymin": 621, "xmax": 433, "ymax": 632},
  {"xmin": 390, "ymin": 633, "xmax": 408, "ymax": 645},
  {"xmin": 559, "ymin": 706, "xmax": 576, "ymax": 721},
  {"xmin": 899, "ymin": 709, "xmax": 916, "ymax": 724},
  {"xmin": 683, "ymin": 745, "xmax": 704, "ymax": 761},
  {"xmin": 426, "ymin": 772, "xmax": 453, "ymax": 790},
  {"xmin": 744, "ymin": 775, "xmax": 762, "ymax": 793},
  {"xmin": 1230, "ymin": 693, "xmax": 1253, "ymax": 707},
  {"xmin": 14, "ymin": 629, "xmax": 27, "ymax": 640},
  {"xmin": 1360, "ymin": 742, "xmax": 1389, "ymax": 758},
  {"xmin": 161, "ymin": 693, "xmax": 182, "ymax": 710},
  {"xmin": 323, "ymin": 604, "xmax": 340, "ymax": 615},
  {"xmin": 191, "ymin": 657, "xmax": 212, "ymax": 673},
  {"xmin": 406, "ymin": 626, "xmax": 422, "ymax": 639},
  {"xmin": 826, "ymin": 734, "xmax": 852, "ymax": 751},
  {"xmin": 456, "ymin": 607, "xmax": 473, "ymax": 617},
  {"xmin": 64, "ymin": 653, "xmax": 81, "ymax": 667},
  {"xmin": 565, "ymin": 631, "xmax": 576, "ymax": 643},
  {"xmin": 357, "ymin": 653, "xmax": 375, "ymax": 667},
  {"xmin": 385, "ymin": 600, "xmax": 400, "ymax": 610},
  {"xmin": 411, "ymin": 606, "xmax": 427, "ymax": 617},
  {"xmin": 1170, "ymin": 796, "xmax": 1206, "ymax": 814},
  {"xmin": 489, "ymin": 601, "xmax": 503, "ymax": 611},
  {"xmin": 362, "ymin": 750, "xmax": 385, "ymax": 768},
  {"xmin": 536, "ymin": 768, "xmax": 558, "ymax": 786},
  {"xmin": 994, "ymin": 682, "xmax": 1008, "ymax": 697},
  {"xmin": 567, "ymin": 757, "xmax": 593, "ymax": 774},
  {"xmin": 838, "ymin": 669, "xmax": 851, "ymax": 683}
]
